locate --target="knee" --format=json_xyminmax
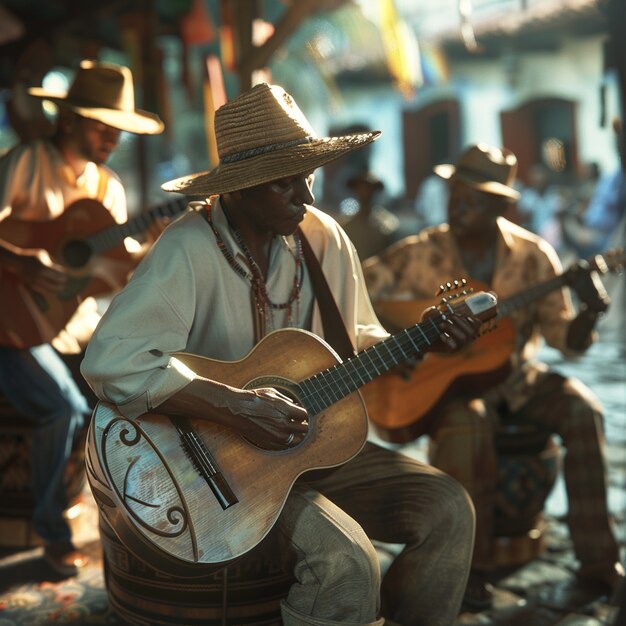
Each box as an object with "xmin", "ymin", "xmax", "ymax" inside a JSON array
[
  {"xmin": 440, "ymin": 472, "xmax": 475, "ymax": 535},
  {"xmin": 38, "ymin": 392, "xmax": 87, "ymax": 428},
  {"xmin": 416, "ymin": 471, "xmax": 476, "ymax": 543},
  {"xmin": 330, "ymin": 530, "xmax": 381, "ymax": 593}
]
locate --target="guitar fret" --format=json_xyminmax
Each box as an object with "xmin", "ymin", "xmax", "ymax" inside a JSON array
[
  {"xmin": 363, "ymin": 348, "xmax": 382, "ymax": 377},
  {"xmin": 301, "ymin": 373, "xmax": 333, "ymax": 413},
  {"xmin": 403, "ymin": 329, "xmax": 421, "ymax": 353},
  {"xmin": 323, "ymin": 372, "xmax": 342, "ymax": 403},
  {"xmin": 390, "ymin": 336, "xmax": 410, "ymax": 361},
  {"xmin": 426, "ymin": 318, "xmax": 439, "ymax": 338},
  {"xmin": 345, "ymin": 359, "xmax": 366, "ymax": 386},
  {"xmin": 382, "ymin": 340, "xmax": 399, "ymax": 364},
  {"xmin": 88, "ymin": 197, "xmax": 188, "ymax": 254},
  {"xmin": 416, "ymin": 324, "xmax": 431, "ymax": 345}
]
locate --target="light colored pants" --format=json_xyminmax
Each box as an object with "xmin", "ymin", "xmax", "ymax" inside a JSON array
[
  {"xmin": 275, "ymin": 442, "xmax": 475, "ymax": 626},
  {"xmin": 0, "ymin": 344, "xmax": 89, "ymax": 543}
]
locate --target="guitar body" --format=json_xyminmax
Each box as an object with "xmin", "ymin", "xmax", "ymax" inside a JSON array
[
  {"xmin": 362, "ymin": 319, "xmax": 516, "ymax": 442},
  {"xmin": 87, "ymin": 329, "xmax": 368, "ymax": 566},
  {"xmin": 363, "ymin": 247, "xmax": 626, "ymax": 443},
  {"xmin": 0, "ymin": 198, "xmax": 133, "ymax": 348}
]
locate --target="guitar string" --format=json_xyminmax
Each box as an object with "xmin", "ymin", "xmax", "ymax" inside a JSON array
[{"xmin": 299, "ymin": 319, "xmax": 442, "ymax": 414}]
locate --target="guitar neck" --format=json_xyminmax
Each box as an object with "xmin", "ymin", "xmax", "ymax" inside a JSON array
[
  {"xmin": 299, "ymin": 319, "xmax": 440, "ymax": 415},
  {"xmin": 497, "ymin": 273, "xmax": 568, "ymax": 318},
  {"xmin": 496, "ymin": 249, "xmax": 622, "ymax": 318},
  {"xmin": 299, "ymin": 291, "xmax": 499, "ymax": 415},
  {"xmin": 86, "ymin": 196, "xmax": 189, "ymax": 254}
]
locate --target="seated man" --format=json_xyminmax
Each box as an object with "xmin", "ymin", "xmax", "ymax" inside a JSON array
[
  {"xmin": 81, "ymin": 83, "xmax": 484, "ymax": 626},
  {"xmin": 0, "ymin": 60, "xmax": 164, "ymax": 576},
  {"xmin": 363, "ymin": 144, "xmax": 624, "ymax": 608}
]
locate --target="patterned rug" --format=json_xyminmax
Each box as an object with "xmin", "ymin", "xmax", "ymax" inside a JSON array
[{"xmin": 0, "ymin": 539, "xmax": 125, "ymax": 625}]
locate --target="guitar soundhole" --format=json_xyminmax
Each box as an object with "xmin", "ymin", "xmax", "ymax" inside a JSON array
[
  {"xmin": 243, "ymin": 376, "xmax": 310, "ymax": 452},
  {"xmin": 63, "ymin": 239, "xmax": 93, "ymax": 268}
]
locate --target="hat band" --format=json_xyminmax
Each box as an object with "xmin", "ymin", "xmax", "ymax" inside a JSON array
[{"xmin": 220, "ymin": 136, "xmax": 314, "ymax": 164}]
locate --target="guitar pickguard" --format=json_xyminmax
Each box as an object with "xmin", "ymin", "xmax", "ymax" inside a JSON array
[{"xmin": 100, "ymin": 416, "xmax": 199, "ymax": 562}]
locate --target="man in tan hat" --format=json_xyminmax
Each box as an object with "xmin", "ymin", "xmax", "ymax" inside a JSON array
[
  {"xmin": 363, "ymin": 143, "xmax": 623, "ymax": 608},
  {"xmin": 0, "ymin": 59, "xmax": 164, "ymax": 576},
  {"xmin": 81, "ymin": 83, "xmax": 488, "ymax": 625}
]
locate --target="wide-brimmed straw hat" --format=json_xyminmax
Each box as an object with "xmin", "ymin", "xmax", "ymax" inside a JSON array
[
  {"xmin": 161, "ymin": 83, "xmax": 381, "ymax": 196},
  {"xmin": 28, "ymin": 60, "xmax": 164, "ymax": 135},
  {"xmin": 434, "ymin": 144, "xmax": 520, "ymax": 200}
]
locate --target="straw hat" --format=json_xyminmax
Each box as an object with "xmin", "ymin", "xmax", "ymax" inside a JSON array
[
  {"xmin": 28, "ymin": 60, "xmax": 164, "ymax": 135},
  {"xmin": 161, "ymin": 83, "xmax": 381, "ymax": 196},
  {"xmin": 434, "ymin": 144, "xmax": 520, "ymax": 200}
]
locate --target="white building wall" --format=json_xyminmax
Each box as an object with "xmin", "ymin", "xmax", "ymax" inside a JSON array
[
  {"xmin": 300, "ymin": 33, "xmax": 621, "ymax": 199},
  {"xmin": 441, "ymin": 33, "xmax": 621, "ymax": 175}
]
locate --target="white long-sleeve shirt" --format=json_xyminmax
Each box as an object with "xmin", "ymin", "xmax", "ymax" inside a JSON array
[{"xmin": 81, "ymin": 201, "xmax": 387, "ymax": 419}]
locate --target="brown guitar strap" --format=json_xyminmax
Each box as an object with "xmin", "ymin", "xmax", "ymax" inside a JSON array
[{"xmin": 298, "ymin": 228, "xmax": 355, "ymax": 361}]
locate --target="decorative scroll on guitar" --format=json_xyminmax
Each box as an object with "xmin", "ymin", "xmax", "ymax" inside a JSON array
[
  {"xmin": 363, "ymin": 248, "xmax": 625, "ymax": 443},
  {"xmin": 0, "ymin": 196, "xmax": 189, "ymax": 349},
  {"xmin": 86, "ymin": 288, "xmax": 497, "ymax": 567}
]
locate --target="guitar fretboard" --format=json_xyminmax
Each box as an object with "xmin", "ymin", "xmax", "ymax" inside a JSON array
[
  {"xmin": 497, "ymin": 274, "xmax": 567, "ymax": 318},
  {"xmin": 496, "ymin": 250, "xmax": 622, "ymax": 318},
  {"xmin": 87, "ymin": 196, "xmax": 189, "ymax": 255},
  {"xmin": 297, "ymin": 291, "xmax": 496, "ymax": 415}
]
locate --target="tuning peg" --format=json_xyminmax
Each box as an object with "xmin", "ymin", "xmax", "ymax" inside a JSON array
[{"xmin": 437, "ymin": 278, "xmax": 470, "ymax": 296}]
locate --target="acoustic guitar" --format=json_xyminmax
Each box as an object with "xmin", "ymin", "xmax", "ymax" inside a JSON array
[
  {"xmin": 364, "ymin": 248, "xmax": 625, "ymax": 444},
  {"xmin": 0, "ymin": 196, "xmax": 189, "ymax": 349},
  {"xmin": 86, "ymin": 289, "xmax": 497, "ymax": 567}
]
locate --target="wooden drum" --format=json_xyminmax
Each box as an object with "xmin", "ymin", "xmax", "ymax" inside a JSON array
[
  {"xmin": 493, "ymin": 422, "xmax": 561, "ymax": 566},
  {"xmin": 100, "ymin": 516, "xmax": 293, "ymax": 626}
]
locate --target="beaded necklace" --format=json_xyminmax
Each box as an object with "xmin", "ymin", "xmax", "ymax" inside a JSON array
[{"xmin": 206, "ymin": 203, "xmax": 304, "ymax": 339}]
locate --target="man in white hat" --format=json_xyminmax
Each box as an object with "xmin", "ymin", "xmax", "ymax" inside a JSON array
[
  {"xmin": 363, "ymin": 144, "xmax": 624, "ymax": 608},
  {"xmin": 81, "ymin": 83, "xmax": 487, "ymax": 625},
  {"xmin": 0, "ymin": 59, "xmax": 164, "ymax": 575}
]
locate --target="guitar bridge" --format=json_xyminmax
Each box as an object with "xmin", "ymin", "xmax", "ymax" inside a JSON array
[{"xmin": 170, "ymin": 415, "xmax": 238, "ymax": 510}]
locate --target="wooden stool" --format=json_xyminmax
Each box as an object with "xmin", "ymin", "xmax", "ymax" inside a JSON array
[
  {"xmin": 492, "ymin": 420, "xmax": 561, "ymax": 566},
  {"xmin": 0, "ymin": 395, "xmax": 86, "ymax": 548},
  {"xmin": 427, "ymin": 417, "xmax": 561, "ymax": 567},
  {"xmin": 99, "ymin": 515, "xmax": 293, "ymax": 626}
]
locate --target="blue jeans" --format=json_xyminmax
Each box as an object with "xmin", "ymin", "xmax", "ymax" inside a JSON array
[{"xmin": 0, "ymin": 344, "xmax": 89, "ymax": 544}]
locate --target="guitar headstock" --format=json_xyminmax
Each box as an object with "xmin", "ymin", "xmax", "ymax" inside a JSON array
[
  {"xmin": 591, "ymin": 248, "xmax": 626, "ymax": 275},
  {"xmin": 435, "ymin": 279, "xmax": 498, "ymax": 325}
]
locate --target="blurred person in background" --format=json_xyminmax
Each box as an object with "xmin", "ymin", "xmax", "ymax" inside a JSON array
[
  {"xmin": 517, "ymin": 162, "xmax": 567, "ymax": 250},
  {"xmin": 574, "ymin": 119, "xmax": 626, "ymax": 255},
  {"xmin": 0, "ymin": 60, "xmax": 164, "ymax": 576},
  {"xmin": 340, "ymin": 170, "xmax": 399, "ymax": 260},
  {"xmin": 414, "ymin": 167, "xmax": 449, "ymax": 229}
]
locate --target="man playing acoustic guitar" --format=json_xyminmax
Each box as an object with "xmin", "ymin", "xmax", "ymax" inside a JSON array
[
  {"xmin": 0, "ymin": 60, "xmax": 164, "ymax": 575},
  {"xmin": 81, "ymin": 83, "xmax": 493, "ymax": 626},
  {"xmin": 363, "ymin": 144, "xmax": 624, "ymax": 609}
]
